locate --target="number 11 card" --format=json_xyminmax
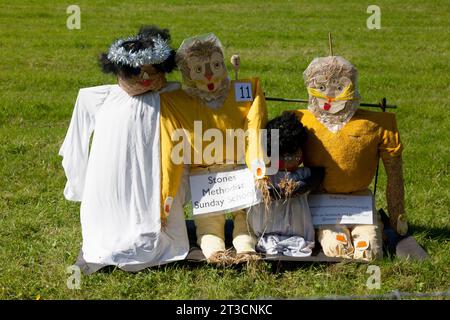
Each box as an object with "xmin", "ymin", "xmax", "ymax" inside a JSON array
[{"xmin": 234, "ymin": 82, "xmax": 253, "ymax": 102}]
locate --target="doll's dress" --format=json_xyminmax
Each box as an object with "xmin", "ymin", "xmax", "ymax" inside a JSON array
[{"xmin": 248, "ymin": 167, "xmax": 321, "ymax": 257}]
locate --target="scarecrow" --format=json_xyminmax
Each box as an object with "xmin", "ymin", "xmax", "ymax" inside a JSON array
[
  {"xmin": 159, "ymin": 33, "xmax": 268, "ymax": 264},
  {"xmin": 248, "ymin": 112, "xmax": 324, "ymax": 257},
  {"xmin": 59, "ymin": 26, "xmax": 190, "ymax": 272},
  {"xmin": 294, "ymin": 55, "xmax": 408, "ymax": 260}
]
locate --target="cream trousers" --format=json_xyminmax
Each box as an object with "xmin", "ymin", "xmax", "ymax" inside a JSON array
[{"xmin": 194, "ymin": 210, "xmax": 256, "ymax": 259}]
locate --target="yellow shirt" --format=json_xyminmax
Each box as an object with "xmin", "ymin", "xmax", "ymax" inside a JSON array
[
  {"xmin": 294, "ymin": 109, "xmax": 403, "ymax": 193},
  {"xmin": 160, "ymin": 78, "xmax": 268, "ymax": 216}
]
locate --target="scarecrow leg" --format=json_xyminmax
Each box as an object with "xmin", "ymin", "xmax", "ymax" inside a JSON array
[
  {"xmin": 194, "ymin": 214, "xmax": 226, "ymax": 259},
  {"xmin": 232, "ymin": 210, "xmax": 257, "ymax": 254}
]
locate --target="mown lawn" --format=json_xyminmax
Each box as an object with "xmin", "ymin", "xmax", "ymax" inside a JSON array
[{"xmin": 0, "ymin": 0, "xmax": 448, "ymax": 299}]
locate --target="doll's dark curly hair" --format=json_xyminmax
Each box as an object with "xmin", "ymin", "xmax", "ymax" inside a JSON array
[
  {"xmin": 99, "ymin": 25, "xmax": 177, "ymax": 78},
  {"xmin": 265, "ymin": 111, "xmax": 307, "ymax": 157}
]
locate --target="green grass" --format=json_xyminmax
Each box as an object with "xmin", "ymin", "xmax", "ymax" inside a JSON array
[{"xmin": 0, "ymin": 0, "xmax": 449, "ymax": 299}]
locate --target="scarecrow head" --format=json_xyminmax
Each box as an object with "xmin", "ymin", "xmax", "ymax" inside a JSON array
[
  {"xmin": 100, "ymin": 26, "xmax": 176, "ymax": 96},
  {"xmin": 303, "ymin": 56, "xmax": 360, "ymax": 132},
  {"xmin": 266, "ymin": 112, "xmax": 307, "ymax": 172},
  {"xmin": 176, "ymin": 33, "xmax": 230, "ymax": 108}
]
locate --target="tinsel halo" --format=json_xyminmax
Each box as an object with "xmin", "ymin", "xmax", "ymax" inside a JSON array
[{"xmin": 107, "ymin": 34, "xmax": 171, "ymax": 68}]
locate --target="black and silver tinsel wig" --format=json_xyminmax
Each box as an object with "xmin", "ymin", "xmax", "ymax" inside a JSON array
[{"xmin": 99, "ymin": 25, "xmax": 177, "ymax": 78}]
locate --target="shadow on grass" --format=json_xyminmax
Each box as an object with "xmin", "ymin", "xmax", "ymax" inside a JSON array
[
  {"xmin": 93, "ymin": 255, "xmax": 360, "ymax": 276},
  {"xmin": 409, "ymin": 225, "xmax": 450, "ymax": 241},
  {"xmin": 92, "ymin": 261, "xmax": 263, "ymax": 275}
]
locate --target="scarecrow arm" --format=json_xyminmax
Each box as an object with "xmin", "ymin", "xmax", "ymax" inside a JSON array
[{"xmin": 383, "ymin": 155, "xmax": 408, "ymax": 235}]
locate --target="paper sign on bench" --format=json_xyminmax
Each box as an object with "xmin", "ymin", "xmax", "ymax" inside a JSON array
[
  {"xmin": 190, "ymin": 168, "xmax": 261, "ymax": 216},
  {"xmin": 308, "ymin": 194, "xmax": 374, "ymax": 226}
]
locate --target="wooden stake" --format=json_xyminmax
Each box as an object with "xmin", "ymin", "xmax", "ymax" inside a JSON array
[
  {"xmin": 230, "ymin": 54, "xmax": 240, "ymax": 80},
  {"xmin": 328, "ymin": 32, "xmax": 333, "ymax": 56}
]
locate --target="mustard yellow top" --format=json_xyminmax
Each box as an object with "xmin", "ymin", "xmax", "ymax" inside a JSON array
[
  {"xmin": 160, "ymin": 78, "xmax": 268, "ymax": 216},
  {"xmin": 294, "ymin": 109, "xmax": 403, "ymax": 193}
]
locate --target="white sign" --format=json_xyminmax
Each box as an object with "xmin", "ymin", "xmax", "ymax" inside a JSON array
[
  {"xmin": 190, "ymin": 168, "xmax": 260, "ymax": 215},
  {"xmin": 234, "ymin": 82, "xmax": 253, "ymax": 102},
  {"xmin": 308, "ymin": 194, "xmax": 374, "ymax": 226}
]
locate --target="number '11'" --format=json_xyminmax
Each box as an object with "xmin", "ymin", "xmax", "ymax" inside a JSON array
[{"xmin": 240, "ymin": 86, "xmax": 251, "ymax": 99}]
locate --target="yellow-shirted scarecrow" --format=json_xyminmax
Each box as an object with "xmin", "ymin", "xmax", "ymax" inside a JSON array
[
  {"xmin": 160, "ymin": 34, "xmax": 267, "ymax": 264},
  {"xmin": 293, "ymin": 55, "xmax": 408, "ymax": 260}
]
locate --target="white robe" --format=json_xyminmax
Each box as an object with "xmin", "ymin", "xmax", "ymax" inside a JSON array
[{"xmin": 59, "ymin": 83, "xmax": 190, "ymax": 272}]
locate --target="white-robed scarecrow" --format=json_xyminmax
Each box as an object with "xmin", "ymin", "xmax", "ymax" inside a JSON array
[{"xmin": 59, "ymin": 26, "xmax": 190, "ymax": 272}]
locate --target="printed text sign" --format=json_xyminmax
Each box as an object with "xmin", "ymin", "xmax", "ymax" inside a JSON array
[
  {"xmin": 308, "ymin": 194, "xmax": 374, "ymax": 225},
  {"xmin": 190, "ymin": 168, "xmax": 260, "ymax": 215}
]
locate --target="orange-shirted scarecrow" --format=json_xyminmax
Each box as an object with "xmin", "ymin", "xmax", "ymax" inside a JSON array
[
  {"xmin": 293, "ymin": 55, "xmax": 408, "ymax": 260},
  {"xmin": 159, "ymin": 34, "xmax": 267, "ymax": 264}
]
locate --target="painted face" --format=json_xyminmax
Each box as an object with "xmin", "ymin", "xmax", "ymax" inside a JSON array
[
  {"xmin": 119, "ymin": 64, "xmax": 167, "ymax": 96},
  {"xmin": 278, "ymin": 149, "xmax": 303, "ymax": 171},
  {"xmin": 134, "ymin": 65, "xmax": 167, "ymax": 91},
  {"xmin": 187, "ymin": 51, "xmax": 227, "ymax": 93},
  {"xmin": 309, "ymin": 75, "xmax": 354, "ymax": 114}
]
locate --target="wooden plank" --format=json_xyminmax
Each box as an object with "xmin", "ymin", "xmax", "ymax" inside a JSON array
[
  {"xmin": 185, "ymin": 212, "xmax": 429, "ymax": 263},
  {"xmin": 74, "ymin": 213, "xmax": 429, "ymax": 272},
  {"xmin": 379, "ymin": 209, "xmax": 429, "ymax": 261},
  {"xmin": 396, "ymin": 236, "xmax": 429, "ymax": 260}
]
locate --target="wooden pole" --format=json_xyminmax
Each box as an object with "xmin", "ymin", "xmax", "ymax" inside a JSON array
[
  {"xmin": 230, "ymin": 54, "xmax": 240, "ymax": 80},
  {"xmin": 264, "ymin": 96, "xmax": 397, "ymax": 109},
  {"xmin": 328, "ymin": 32, "xmax": 333, "ymax": 56}
]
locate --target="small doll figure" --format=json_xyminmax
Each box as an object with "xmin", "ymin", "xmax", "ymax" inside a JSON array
[
  {"xmin": 294, "ymin": 55, "xmax": 407, "ymax": 261},
  {"xmin": 249, "ymin": 112, "xmax": 324, "ymax": 257},
  {"xmin": 59, "ymin": 26, "xmax": 190, "ymax": 272},
  {"xmin": 160, "ymin": 34, "xmax": 267, "ymax": 264}
]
